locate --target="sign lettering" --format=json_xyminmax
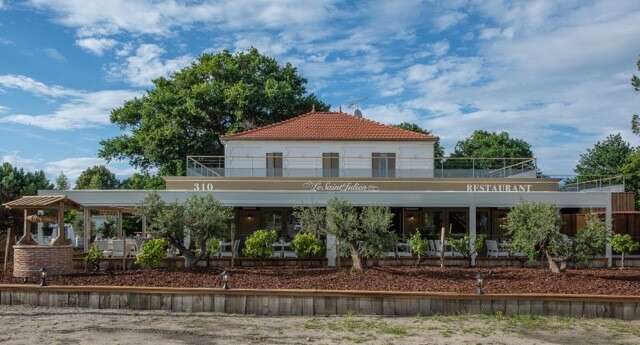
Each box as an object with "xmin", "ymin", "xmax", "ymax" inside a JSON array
[
  {"xmin": 303, "ymin": 182, "xmax": 379, "ymax": 192},
  {"xmin": 466, "ymin": 184, "xmax": 532, "ymax": 192}
]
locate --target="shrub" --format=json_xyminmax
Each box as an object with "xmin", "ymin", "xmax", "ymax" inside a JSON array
[
  {"xmin": 206, "ymin": 237, "xmax": 221, "ymax": 256},
  {"xmin": 291, "ymin": 231, "xmax": 323, "ymax": 257},
  {"xmin": 84, "ymin": 244, "xmax": 103, "ymax": 271},
  {"xmin": 408, "ymin": 231, "xmax": 428, "ymax": 266},
  {"xmin": 611, "ymin": 233, "xmax": 640, "ymax": 269},
  {"xmin": 135, "ymin": 238, "xmax": 168, "ymax": 268},
  {"xmin": 448, "ymin": 233, "xmax": 486, "ymax": 266},
  {"xmin": 574, "ymin": 214, "xmax": 608, "ymax": 264},
  {"xmin": 242, "ymin": 229, "xmax": 278, "ymax": 258}
]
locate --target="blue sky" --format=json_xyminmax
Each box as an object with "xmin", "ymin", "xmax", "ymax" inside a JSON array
[{"xmin": 0, "ymin": 0, "xmax": 639, "ymax": 183}]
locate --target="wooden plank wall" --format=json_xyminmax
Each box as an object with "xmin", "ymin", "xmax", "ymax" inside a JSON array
[
  {"xmin": 613, "ymin": 192, "xmax": 636, "ymax": 212},
  {"xmin": 1, "ymin": 288, "xmax": 639, "ymax": 320}
]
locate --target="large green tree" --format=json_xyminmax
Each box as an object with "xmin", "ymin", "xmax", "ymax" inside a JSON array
[
  {"xmin": 120, "ymin": 173, "xmax": 165, "ymax": 190},
  {"xmin": 75, "ymin": 165, "xmax": 120, "ymax": 190},
  {"xmin": 574, "ymin": 133, "xmax": 632, "ymax": 178},
  {"xmin": 0, "ymin": 162, "xmax": 52, "ymax": 230},
  {"xmin": 631, "ymin": 57, "xmax": 640, "ymax": 134},
  {"xmin": 447, "ymin": 130, "xmax": 533, "ymax": 169},
  {"xmin": 393, "ymin": 122, "xmax": 444, "ymax": 158},
  {"xmin": 99, "ymin": 48, "xmax": 329, "ymax": 175}
]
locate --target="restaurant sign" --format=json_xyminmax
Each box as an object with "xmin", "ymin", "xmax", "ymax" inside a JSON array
[
  {"xmin": 303, "ymin": 182, "xmax": 379, "ymax": 192},
  {"xmin": 466, "ymin": 184, "xmax": 532, "ymax": 192}
]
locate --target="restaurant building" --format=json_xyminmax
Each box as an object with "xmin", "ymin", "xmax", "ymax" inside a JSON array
[{"xmin": 34, "ymin": 110, "xmax": 629, "ymax": 266}]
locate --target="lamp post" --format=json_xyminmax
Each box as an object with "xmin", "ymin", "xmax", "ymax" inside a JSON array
[
  {"xmin": 221, "ymin": 270, "xmax": 229, "ymax": 290},
  {"xmin": 40, "ymin": 268, "xmax": 48, "ymax": 287},
  {"xmin": 475, "ymin": 272, "xmax": 484, "ymax": 295}
]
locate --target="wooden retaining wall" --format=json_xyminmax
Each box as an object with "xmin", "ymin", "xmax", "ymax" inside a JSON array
[{"xmin": 1, "ymin": 285, "xmax": 639, "ymax": 320}]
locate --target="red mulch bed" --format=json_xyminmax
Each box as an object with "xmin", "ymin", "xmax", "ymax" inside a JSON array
[{"xmin": 2, "ymin": 267, "xmax": 640, "ymax": 295}]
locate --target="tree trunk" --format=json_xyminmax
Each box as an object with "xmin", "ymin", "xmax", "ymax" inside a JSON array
[
  {"xmin": 621, "ymin": 253, "xmax": 625, "ymax": 269},
  {"xmin": 545, "ymin": 250, "xmax": 562, "ymax": 274},
  {"xmin": 349, "ymin": 243, "xmax": 363, "ymax": 272},
  {"xmin": 416, "ymin": 254, "xmax": 422, "ymax": 267}
]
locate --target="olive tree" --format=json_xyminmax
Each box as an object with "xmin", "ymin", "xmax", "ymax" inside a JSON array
[
  {"xmin": 358, "ymin": 206, "xmax": 396, "ymax": 264},
  {"xmin": 293, "ymin": 206, "xmax": 326, "ymax": 235},
  {"xmin": 503, "ymin": 202, "xmax": 569, "ymax": 273},
  {"xmin": 326, "ymin": 198, "xmax": 361, "ymax": 271},
  {"xmin": 139, "ymin": 192, "xmax": 233, "ymax": 268},
  {"xmin": 574, "ymin": 214, "xmax": 609, "ymax": 265},
  {"xmin": 611, "ymin": 233, "xmax": 640, "ymax": 269}
]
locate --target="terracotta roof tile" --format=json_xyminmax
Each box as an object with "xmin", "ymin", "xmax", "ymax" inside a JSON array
[{"xmin": 221, "ymin": 111, "xmax": 437, "ymax": 142}]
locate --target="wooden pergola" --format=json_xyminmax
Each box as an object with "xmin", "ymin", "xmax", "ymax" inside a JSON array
[{"xmin": 3, "ymin": 195, "xmax": 80, "ymax": 246}]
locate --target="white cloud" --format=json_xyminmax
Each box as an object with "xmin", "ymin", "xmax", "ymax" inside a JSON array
[
  {"xmin": 44, "ymin": 157, "xmax": 136, "ymax": 180},
  {"xmin": 108, "ymin": 44, "xmax": 192, "ymax": 87},
  {"xmin": 1, "ymin": 152, "xmax": 41, "ymax": 171},
  {"xmin": 0, "ymin": 89, "xmax": 139, "ymax": 130},
  {"xmin": 43, "ymin": 48, "xmax": 66, "ymax": 62},
  {"xmin": 0, "ymin": 74, "xmax": 82, "ymax": 98},
  {"xmin": 76, "ymin": 37, "xmax": 117, "ymax": 55},
  {"xmin": 434, "ymin": 11, "xmax": 467, "ymax": 31},
  {"xmin": 27, "ymin": 0, "xmax": 337, "ymax": 37}
]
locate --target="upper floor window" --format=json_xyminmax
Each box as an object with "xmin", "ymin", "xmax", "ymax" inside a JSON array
[
  {"xmin": 266, "ymin": 152, "xmax": 283, "ymax": 176},
  {"xmin": 372, "ymin": 153, "xmax": 396, "ymax": 177},
  {"xmin": 322, "ymin": 153, "xmax": 339, "ymax": 177}
]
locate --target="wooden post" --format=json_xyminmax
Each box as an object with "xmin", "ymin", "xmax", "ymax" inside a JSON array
[
  {"xmin": 16, "ymin": 209, "xmax": 35, "ymax": 245},
  {"xmin": 439, "ymin": 226, "xmax": 445, "ymax": 268},
  {"xmin": 3, "ymin": 228, "xmax": 13, "ymax": 273},
  {"xmin": 230, "ymin": 222, "xmax": 236, "ymax": 268},
  {"xmin": 469, "ymin": 205, "xmax": 477, "ymax": 267},
  {"xmin": 141, "ymin": 214, "xmax": 147, "ymax": 237},
  {"xmin": 52, "ymin": 203, "xmax": 68, "ymax": 246},
  {"xmin": 118, "ymin": 210, "xmax": 125, "ymax": 270}
]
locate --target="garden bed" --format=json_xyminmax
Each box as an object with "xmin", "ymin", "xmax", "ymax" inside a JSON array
[{"xmin": 2, "ymin": 266, "xmax": 640, "ymax": 296}]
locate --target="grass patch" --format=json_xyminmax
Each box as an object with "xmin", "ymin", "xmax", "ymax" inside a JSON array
[{"xmin": 303, "ymin": 315, "xmax": 409, "ymax": 336}]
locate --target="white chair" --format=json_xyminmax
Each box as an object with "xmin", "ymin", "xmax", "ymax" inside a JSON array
[
  {"xmin": 95, "ymin": 240, "xmax": 112, "ymax": 257},
  {"xmin": 434, "ymin": 240, "xmax": 453, "ymax": 257},
  {"xmin": 427, "ymin": 240, "xmax": 438, "ymax": 256},
  {"xmin": 396, "ymin": 241, "xmax": 412, "ymax": 257},
  {"xmin": 111, "ymin": 240, "xmax": 125, "ymax": 257},
  {"xmin": 125, "ymin": 240, "xmax": 138, "ymax": 257},
  {"xmin": 282, "ymin": 242, "xmax": 298, "ymax": 258},
  {"xmin": 486, "ymin": 240, "xmax": 509, "ymax": 257}
]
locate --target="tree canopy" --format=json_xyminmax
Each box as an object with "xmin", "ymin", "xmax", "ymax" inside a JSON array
[
  {"xmin": 574, "ymin": 133, "xmax": 633, "ymax": 178},
  {"xmin": 0, "ymin": 162, "xmax": 52, "ymax": 230},
  {"xmin": 120, "ymin": 173, "xmax": 165, "ymax": 190},
  {"xmin": 55, "ymin": 172, "xmax": 69, "ymax": 190},
  {"xmin": 631, "ymin": 57, "xmax": 640, "ymax": 134},
  {"xmin": 75, "ymin": 165, "xmax": 120, "ymax": 190},
  {"xmin": 446, "ymin": 130, "xmax": 533, "ymax": 169},
  {"xmin": 393, "ymin": 122, "xmax": 444, "ymax": 158},
  {"xmin": 99, "ymin": 48, "xmax": 329, "ymax": 175}
]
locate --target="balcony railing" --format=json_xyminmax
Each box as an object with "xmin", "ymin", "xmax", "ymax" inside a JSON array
[
  {"xmin": 557, "ymin": 175, "xmax": 626, "ymax": 192},
  {"xmin": 186, "ymin": 155, "xmax": 538, "ymax": 179}
]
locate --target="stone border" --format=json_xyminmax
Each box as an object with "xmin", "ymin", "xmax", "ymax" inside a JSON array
[{"xmin": 1, "ymin": 284, "xmax": 639, "ymax": 320}]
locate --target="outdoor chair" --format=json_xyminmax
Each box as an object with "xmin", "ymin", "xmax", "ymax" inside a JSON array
[
  {"xmin": 427, "ymin": 240, "xmax": 438, "ymax": 256},
  {"xmin": 125, "ymin": 240, "xmax": 138, "ymax": 257},
  {"xmin": 486, "ymin": 240, "xmax": 509, "ymax": 257},
  {"xmin": 111, "ymin": 240, "xmax": 125, "ymax": 257},
  {"xmin": 94, "ymin": 240, "xmax": 113, "ymax": 257},
  {"xmin": 434, "ymin": 240, "xmax": 454, "ymax": 257},
  {"xmin": 396, "ymin": 241, "xmax": 412, "ymax": 257}
]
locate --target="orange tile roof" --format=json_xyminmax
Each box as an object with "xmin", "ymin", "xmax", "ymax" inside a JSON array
[{"xmin": 221, "ymin": 111, "xmax": 437, "ymax": 142}]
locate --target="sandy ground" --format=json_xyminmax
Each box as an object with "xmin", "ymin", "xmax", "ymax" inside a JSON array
[{"xmin": 1, "ymin": 306, "xmax": 639, "ymax": 345}]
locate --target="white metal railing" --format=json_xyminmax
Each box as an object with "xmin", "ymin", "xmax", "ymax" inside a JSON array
[
  {"xmin": 186, "ymin": 155, "xmax": 538, "ymax": 179},
  {"xmin": 558, "ymin": 175, "xmax": 625, "ymax": 192}
]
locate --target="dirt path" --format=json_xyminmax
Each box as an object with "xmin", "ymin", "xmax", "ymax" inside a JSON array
[{"xmin": 1, "ymin": 305, "xmax": 639, "ymax": 345}]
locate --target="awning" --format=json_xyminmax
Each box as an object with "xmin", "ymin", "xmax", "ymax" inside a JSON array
[{"xmin": 2, "ymin": 195, "xmax": 81, "ymax": 209}]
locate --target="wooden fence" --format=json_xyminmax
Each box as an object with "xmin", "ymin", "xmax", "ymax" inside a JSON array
[{"xmin": 1, "ymin": 285, "xmax": 639, "ymax": 320}]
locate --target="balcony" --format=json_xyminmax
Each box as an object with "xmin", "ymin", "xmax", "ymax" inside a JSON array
[{"xmin": 186, "ymin": 155, "xmax": 539, "ymax": 179}]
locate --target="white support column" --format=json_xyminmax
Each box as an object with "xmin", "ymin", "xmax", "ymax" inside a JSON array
[
  {"xmin": 83, "ymin": 208, "xmax": 91, "ymax": 253},
  {"xmin": 326, "ymin": 233, "xmax": 336, "ymax": 267},
  {"xmin": 605, "ymin": 195, "xmax": 613, "ymax": 268},
  {"xmin": 469, "ymin": 204, "xmax": 477, "ymax": 267}
]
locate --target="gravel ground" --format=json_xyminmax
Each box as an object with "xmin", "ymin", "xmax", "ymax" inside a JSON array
[
  {"xmin": 1, "ymin": 305, "xmax": 640, "ymax": 345},
  {"xmin": 4, "ymin": 267, "xmax": 640, "ymax": 295}
]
